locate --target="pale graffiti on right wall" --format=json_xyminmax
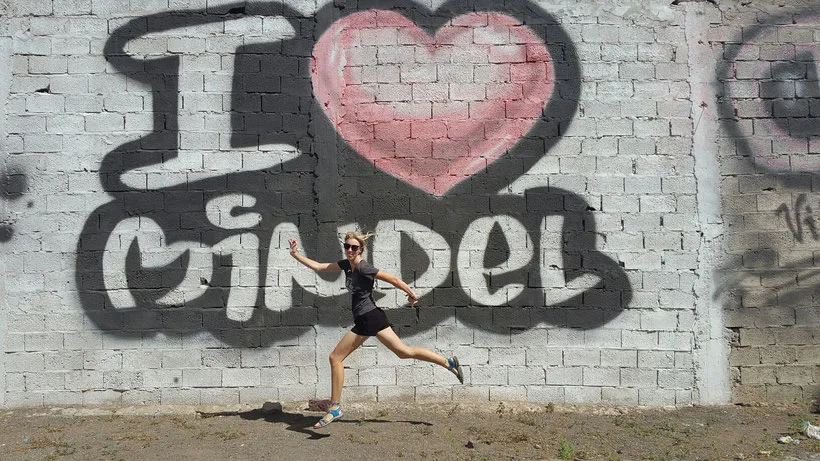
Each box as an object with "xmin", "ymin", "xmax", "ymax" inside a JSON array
[{"xmin": 716, "ymin": 8, "xmax": 819, "ymax": 403}]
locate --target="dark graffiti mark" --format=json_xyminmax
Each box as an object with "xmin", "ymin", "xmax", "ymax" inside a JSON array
[
  {"xmin": 0, "ymin": 167, "xmax": 29, "ymax": 243},
  {"xmin": 715, "ymin": 9, "xmax": 820, "ymax": 326},
  {"xmin": 76, "ymin": 1, "xmax": 631, "ymax": 346},
  {"xmin": 716, "ymin": 253, "xmax": 819, "ymax": 311},
  {"xmin": 770, "ymin": 50, "xmax": 820, "ymax": 140},
  {"xmin": 776, "ymin": 194, "xmax": 819, "ymax": 242},
  {"xmin": 716, "ymin": 11, "xmax": 819, "ymax": 174}
]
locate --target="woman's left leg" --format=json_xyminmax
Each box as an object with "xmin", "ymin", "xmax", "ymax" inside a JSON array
[{"xmin": 375, "ymin": 327, "xmax": 448, "ymax": 367}]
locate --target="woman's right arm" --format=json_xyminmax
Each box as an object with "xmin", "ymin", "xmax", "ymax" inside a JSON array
[{"xmin": 288, "ymin": 239, "xmax": 340, "ymax": 272}]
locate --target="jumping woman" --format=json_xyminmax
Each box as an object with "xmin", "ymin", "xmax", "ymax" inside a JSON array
[{"xmin": 288, "ymin": 231, "xmax": 464, "ymax": 429}]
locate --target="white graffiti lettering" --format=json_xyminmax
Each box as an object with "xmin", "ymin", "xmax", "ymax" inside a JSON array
[{"xmin": 105, "ymin": 202, "xmax": 603, "ymax": 317}]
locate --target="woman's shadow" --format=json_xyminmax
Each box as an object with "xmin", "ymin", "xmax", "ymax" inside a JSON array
[{"xmin": 196, "ymin": 402, "xmax": 432, "ymax": 440}]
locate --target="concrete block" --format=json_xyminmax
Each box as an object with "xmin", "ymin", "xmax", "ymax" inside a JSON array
[
  {"xmin": 65, "ymin": 370, "xmax": 102, "ymax": 390},
  {"xmin": 583, "ymin": 367, "xmax": 620, "ymax": 387},
  {"xmin": 359, "ymin": 367, "xmax": 396, "ymax": 386},
  {"xmin": 490, "ymin": 386, "xmax": 528, "ymax": 402},
  {"xmin": 659, "ymin": 332, "xmax": 693, "ymax": 350},
  {"xmin": 29, "ymin": 56, "xmax": 68, "ymax": 74},
  {"xmin": 222, "ymin": 368, "xmax": 261, "ymax": 387},
  {"xmin": 102, "ymin": 370, "xmax": 143, "ymax": 391},
  {"xmin": 639, "ymin": 350, "xmax": 675, "ymax": 368},
  {"xmin": 564, "ymin": 350, "xmax": 600, "ymax": 367},
  {"xmin": 396, "ymin": 365, "xmax": 435, "ymax": 386},
  {"xmin": 508, "ymin": 366, "xmax": 545, "ymax": 386},
  {"xmin": 160, "ymin": 388, "xmax": 200, "ymax": 405},
  {"xmin": 565, "ymin": 386, "xmax": 602, "ymax": 404},
  {"xmin": 525, "ymin": 385, "xmax": 564, "ymax": 403},
  {"xmin": 765, "ymin": 384, "xmax": 803, "ymax": 404},
  {"xmin": 44, "ymin": 351, "xmax": 83, "ymax": 370},
  {"xmin": 546, "ymin": 367, "xmax": 582, "ymax": 386},
  {"xmin": 658, "ymin": 370, "xmax": 694, "ymax": 389},
  {"xmin": 83, "ymin": 390, "xmax": 123, "ymax": 405},
  {"xmin": 5, "ymin": 334, "xmax": 26, "ymax": 352},
  {"xmin": 200, "ymin": 388, "xmax": 240, "ymax": 405},
  {"xmin": 471, "ymin": 366, "xmax": 507, "ymax": 385},
  {"xmin": 240, "ymin": 387, "xmax": 280, "ymax": 405},
  {"xmin": 83, "ymin": 350, "xmax": 122, "ymax": 371},
  {"xmin": 759, "ymin": 346, "xmax": 797, "ymax": 365},
  {"xmin": 777, "ymin": 366, "xmax": 814, "ymax": 385},
  {"xmin": 640, "ymin": 310, "xmax": 679, "ymax": 331},
  {"xmin": 260, "ymin": 367, "xmax": 300, "ymax": 387},
  {"xmin": 583, "ymin": 329, "xmax": 622, "ymax": 348},
  {"xmin": 621, "ymin": 368, "xmax": 657, "ymax": 387},
  {"xmin": 474, "ymin": 329, "xmax": 511, "ymax": 347},
  {"xmin": 602, "ymin": 387, "xmax": 639, "ymax": 405},
  {"xmin": 44, "ymin": 391, "xmax": 84, "ymax": 406},
  {"xmin": 525, "ymin": 347, "xmax": 563, "ymax": 366},
  {"xmin": 202, "ymin": 349, "xmax": 241, "ymax": 368},
  {"xmin": 142, "ymin": 369, "xmax": 182, "ymax": 388},
  {"xmin": 638, "ymin": 388, "xmax": 676, "ymax": 406},
  {"xmin": 415, "ymin": 385, "xmax": 452, "ymax": 403},
  {"xmin": 5, "ymin": 352, "xmax": 45, "ymax": 373},
  {"xmin": 741, "ymin": 366, "xmax": 778, "ymax": 385},
  {"xmin": 489, "ymin": 348, "xmax": 526, "ymax": 366},
  {"xmin": 182, "ymin": 369, "xmax": 222, "ymax": 388},
  {"xmin": 622, "ymin": 330, "xmax": 659, "ymax": 349}
]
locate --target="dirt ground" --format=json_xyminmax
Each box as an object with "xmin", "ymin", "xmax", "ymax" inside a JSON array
[{"xmin": 1, "ymin": 401, "xmax": 819, "ymax": 461}]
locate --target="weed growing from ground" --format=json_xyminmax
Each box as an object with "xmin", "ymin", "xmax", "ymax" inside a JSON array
[{"xmin": 559, "ymin": 438, "xmax": 575, "ymax": 460}]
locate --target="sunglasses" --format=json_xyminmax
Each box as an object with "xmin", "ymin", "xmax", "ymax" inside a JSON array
[{"xmin": 343, "ymin": 243, "xmax": 360, "ymax": 252}]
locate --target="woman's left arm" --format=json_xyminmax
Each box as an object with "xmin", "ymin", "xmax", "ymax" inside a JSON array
[{"xmin": 375, "ymin": 271, "xmax": 418, "ymax": 306}]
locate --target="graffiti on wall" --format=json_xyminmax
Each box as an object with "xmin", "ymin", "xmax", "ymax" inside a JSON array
[
  {"xmin": 716, "ymin": 9, "xmax": 819, "ymax": 314},
  {"xmin": 777, "ymin": 194, "xmax": 819, "ymax": 243},
  {"xmin": 718, "ymin": 11, "xmax": 819, "ymax": 173},
  {"xmin": 76, "ymin": 1, "xmax": 631, "ymax": 345},
  {"xmin": 0, "ymin": 167, "xmax": 28, "ymax": 242}
]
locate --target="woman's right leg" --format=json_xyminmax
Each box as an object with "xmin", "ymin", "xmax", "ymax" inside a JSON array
[
  {"xmin": 314, "ymin": 331, "xmax": 368, "ymax": 429},
  {"xmin": 329, "ymin": 331, "xmax": 368, "ymax": 403}
]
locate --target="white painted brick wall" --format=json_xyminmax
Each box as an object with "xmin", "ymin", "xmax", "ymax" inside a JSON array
[{"xmin": 6, "ymin": 0, "xmax": 803, "ymax": 409}]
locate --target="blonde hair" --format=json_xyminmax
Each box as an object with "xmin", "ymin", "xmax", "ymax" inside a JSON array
[{"xmin": 343, "ymin": 231, "xmax": 374, "ymax": 253}]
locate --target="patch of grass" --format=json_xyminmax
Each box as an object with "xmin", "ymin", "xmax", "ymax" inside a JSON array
[
  {"xmin": 415, "ymin": 425, "xmax": 433, "ymax": 436},
  {"xmin": 213, "ymin": 430, "xmax": 244, "ymax": 441},
  {"xmin": 170, "ymin": 416, "xmax": 196, "ymax": 430},
  {"xmin": 658, "ymin": 420, "xmax": 676, "ymax": 433},
  {"xmin": 115, "ymin": 433, "xmax": 154, "ymax": 442},
  {"xmin": 559, "ymin": 438, "xmax": 575, "ymax": 460},
  {"xmin": 445, "ymin": 431, "xmax": 464, "ymax": 461},
  {"xmin": 345, "ymin": 433, "xmax": 378, "ymax": 445},
  {"xmin": 507, "ymin": 433, "xmax": 531, "ymax": 443},
  {"xmin": 789, "ymin": 418, "xmax": 809, "ymax": 434},
  {"xmin": 13, "ymin": 437, "xmax": 73, "ymax": 454},
  {"xmin": 515, "ymin": 412, "xmax": 539, "ymax": 427},
  {"xmin": 377, "ymin": 409, "xmax": 389, "ymax": 418}
]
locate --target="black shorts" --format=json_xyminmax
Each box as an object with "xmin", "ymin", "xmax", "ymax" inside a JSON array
[{"xmin": 351, "ymin": 308, "xmax": 391, "ymax": 336}]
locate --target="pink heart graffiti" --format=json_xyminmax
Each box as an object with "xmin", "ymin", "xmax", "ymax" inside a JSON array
[{"xmin": 312, "ymin": 10, "xmax": 555, "ymax": 197}]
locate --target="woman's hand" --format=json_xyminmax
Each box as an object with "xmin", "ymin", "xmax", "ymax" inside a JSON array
[
  {"xmin": 406, "ymin": 292, "xmax": 418, "ymax": 307},
  {"xmin": 288, "ymin": 239, "xmax": 299, "ymax": 256}
]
